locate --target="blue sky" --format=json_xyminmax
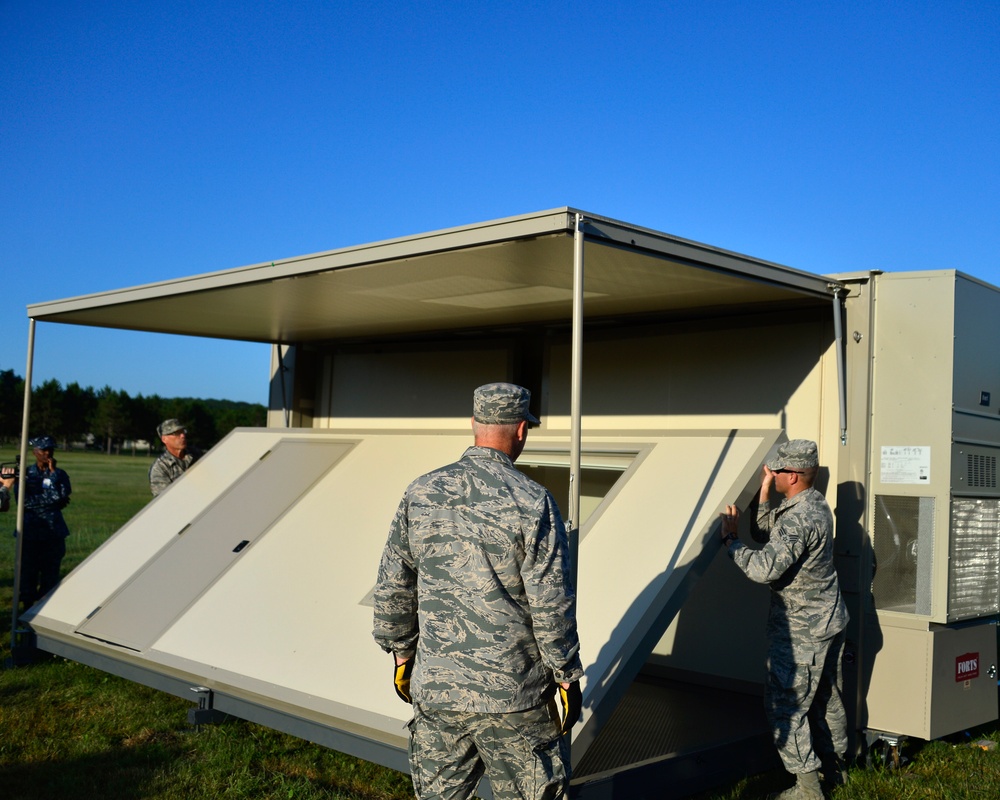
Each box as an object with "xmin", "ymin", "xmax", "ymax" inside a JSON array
[{"xmin": 2, "ymin": 1, "xmax": 997, "ymax": 405}]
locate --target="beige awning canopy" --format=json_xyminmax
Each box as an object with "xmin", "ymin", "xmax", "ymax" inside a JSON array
[
  {"xmin": 27, "ymin": 208, "xmax": 841, "ymax": 344},
  {"xmin": 19, "ymin": 210, "xmax": 848, "ymax": 793}
]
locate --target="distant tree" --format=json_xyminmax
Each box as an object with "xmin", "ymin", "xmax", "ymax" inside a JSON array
[
  {"xmin": 213, "ymin": 401, "xmax": 267, "ymax": 435},
  {"xmin": 91, "ymin": 386, "xmax": 129, "ymax": 454},
  {"xmin": 62, "ymin": 382, "xmax": 97, "ymax": 445},
  {"xmin": 30, "ymin": 379, "xmax": 63, "ymax": 442},
  {"xmin": 0, "ymin": 372, "xmax": 264, "ymax": 452},
  {"xmin": 132, "ymin": 394, "xmax": 165, "ymax": 443}
]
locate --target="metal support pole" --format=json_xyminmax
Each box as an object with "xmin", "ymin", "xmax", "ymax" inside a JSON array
[
  {"xmin": 277, "ymin": 344, "xmax": 291, "ymax": 428},
  {"xmin": 831, "ymin": 286, "xmax": 848, "ymax": 445},
  {"xmin": 10, "ymin": 318, "xmax": 36, "ymax": 654},
  {"xmin": 568, "ymin": 214, "xmax": 585, "ymax": 570},
  {"xmin": 565, "ymin": 213, "xmax": 585, "ymax": 764}
]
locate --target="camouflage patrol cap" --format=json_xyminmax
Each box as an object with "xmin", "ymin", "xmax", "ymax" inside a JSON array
[
  {"xmin": 473, "ymin": 383, "xmax": 540, "ymax": 425},
  {"xmin": 29, "ymin": 435, "xmax": 56, "ymax": 450},
  {"xmin": 157, "ymin": 418, "xmax": 186, "ymax": 437},
  {"xmin": 767, "ymin": 439, "xmax": 819, "ymax": 470}
]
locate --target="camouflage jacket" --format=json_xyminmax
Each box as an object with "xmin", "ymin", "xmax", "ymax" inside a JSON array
[
  {"xmin": 373, "ymin": 445, "xmax": 583, "ymax": 713},
  {"xmin": 728, "ymin": 487, "xmax": 848, "ymax": 647},
  {"xmin": 18, "ymin": 464, "xmax": 71, "ymax": 540},
  {"xmin": 149, "ymin": 447, "xmax": 202, "ymax": 496}
]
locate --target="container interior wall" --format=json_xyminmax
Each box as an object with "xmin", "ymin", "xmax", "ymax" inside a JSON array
[
  {"xmin": 307, "ymin": 312, "xmax": 837, "ymax": 434},
  {"xmin": 324, "ymin": 346, "xmax": 514, "ymax": 421},
  {"xmin": 517, "ymin": 463, "xmax": 624, "ymax": 527},
  {"xmin": 301, "ymin": 311, "xmax": 840, "ymax": 685}
]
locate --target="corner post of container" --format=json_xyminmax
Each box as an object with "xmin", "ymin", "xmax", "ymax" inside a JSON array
[{"xmin": 831, "ymin": 283, "xmax": 848, "ymax": 446}]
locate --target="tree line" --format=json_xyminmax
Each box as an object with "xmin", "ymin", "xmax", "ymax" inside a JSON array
[{"xmin": 0, "ymin": 368, "xmax": 267, "ymax": 453}]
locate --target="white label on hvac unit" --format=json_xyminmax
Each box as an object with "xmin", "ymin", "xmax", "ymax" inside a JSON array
[{"xmin": 880, "ymin": 446, "xmax": 931, "ymax": 484}]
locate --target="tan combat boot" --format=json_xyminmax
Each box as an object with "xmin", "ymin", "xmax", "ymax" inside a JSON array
[{"xmin": 770, "ymin": 770, "xmax": 824, "ymax": 800}]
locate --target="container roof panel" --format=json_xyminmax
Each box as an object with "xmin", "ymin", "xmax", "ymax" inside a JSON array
[{"xmin": 26, "ymin": 208, "xmax": 840, "ymax": 344}]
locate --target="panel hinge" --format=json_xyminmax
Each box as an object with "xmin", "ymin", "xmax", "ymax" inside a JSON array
[{"xmin": 187, "ymin": 686, "xmax": 228, "ymax": 728}]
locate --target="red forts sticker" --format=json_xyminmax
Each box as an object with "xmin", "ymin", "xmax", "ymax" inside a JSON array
[{"xmin": 956, "ymin": 652, "xmax": 980, "ymax": 681}]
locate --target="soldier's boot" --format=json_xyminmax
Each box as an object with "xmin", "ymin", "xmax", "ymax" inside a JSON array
[
  {"xmin": 769, "ymin": 770, "xmax": 824, "ymax": 800},
  {"xmin": 821, "ymin": 754, "xmax": 848, "ymax": 787}
]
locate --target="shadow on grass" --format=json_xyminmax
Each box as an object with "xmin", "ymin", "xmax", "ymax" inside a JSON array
[
  {"xmin": 686, "ymin": 767, "xmax": 793, "ymax": 800},
  {"xmin": 0, "ymin": 736, "xmax": 181, "ymax": 800}
]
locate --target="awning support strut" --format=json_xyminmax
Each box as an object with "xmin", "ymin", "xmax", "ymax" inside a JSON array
[
  {"xmin": 10, "ymin": 318, "xmax": 36, "ymax": 657},
  {"xmin": 831, "ymin": 285, "xmax": 848, "ymax": 445},
  {"xmin": 568, "ymin": 213, "xmax": 584, "ymax": 565}
]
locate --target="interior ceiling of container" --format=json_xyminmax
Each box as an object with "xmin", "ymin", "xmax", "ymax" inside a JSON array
[{"xmin": 26, "ymin": 209, "xmax": 838, "ymax": 343}]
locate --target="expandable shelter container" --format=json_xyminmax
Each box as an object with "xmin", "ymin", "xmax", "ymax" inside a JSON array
[{"xmin": 15, "ymin": 209, "xmax": 1000, "ymax": 797}]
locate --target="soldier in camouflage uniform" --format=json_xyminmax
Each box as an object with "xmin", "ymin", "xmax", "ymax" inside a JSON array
[
  {"xmin": 16, "ymin": 435, "xmax": 72, "ymax": 609},
  {"xmin": 373, "ymin": 383, "xmax": 584, "ymax": 800},
  {"xmin": 149, "ymin": 418, "xmax": 202, "ymax": 496},
  {"xmin": 721, "ymin": 439, "xmax": 849, "ymax": 800}
]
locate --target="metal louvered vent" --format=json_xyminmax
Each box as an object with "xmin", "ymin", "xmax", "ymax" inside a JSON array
[
  {"xmin": 967, "ymin": 453, "xmax": 997, "ymax": 489},
  {"xmin": 949, "ymin": 497, "xmax": 1000, "ymax": 621}
]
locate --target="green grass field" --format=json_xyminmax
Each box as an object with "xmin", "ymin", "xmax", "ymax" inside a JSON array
[
  {"xmin": 0, "ymin": 449, "xmax": 413, "ymax": 800},
  {"xmin": 1, "ymin": 449, "xmax": 999, "ymax": 799}
]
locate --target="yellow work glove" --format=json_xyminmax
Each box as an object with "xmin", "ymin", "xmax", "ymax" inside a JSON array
[
  {"xmin": 393, "ymin": 658, "xmax": 414, "ymax": 704},
  {"xmin": 557, "ymin": 681, "xmax": 582, "ymax": 735}
]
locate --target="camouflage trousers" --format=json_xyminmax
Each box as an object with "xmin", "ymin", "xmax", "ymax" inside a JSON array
[
  {"xmin": 764, "ymin": 630, "xmax": 848, "ymax": 775},
  {"xmin": 407, "ymin": 701, "xmax": 569, "ymax": 800}
]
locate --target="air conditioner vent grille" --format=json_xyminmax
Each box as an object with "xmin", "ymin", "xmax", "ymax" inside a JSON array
[{"xmin": 967, "ymin": 453, "xmax": 997, "ymax": 489}]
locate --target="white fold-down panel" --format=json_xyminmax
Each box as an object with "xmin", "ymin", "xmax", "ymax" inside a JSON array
[
  {"xmin": 78, "ymin": 439, "xmax": 357, "ymax": 651},
  {"xmin": 26, "ymin": 426, "xmax": 778, "ymax": 768}
]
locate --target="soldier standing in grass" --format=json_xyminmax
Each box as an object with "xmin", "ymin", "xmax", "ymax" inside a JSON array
[
  {"xmin": 373, "ymin": 383, "xmax": 583, "ymax": 800},
  {"xmin": 149, "ymin": 418, "xmax": 202, "ymax": 496},
  {"xmin": 16, "ymin": 435, "xmax": 72, "ymax": 609},
  {"xmin": 721, "ymin": 439, "xmax": 849, "ymax": 800}
]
